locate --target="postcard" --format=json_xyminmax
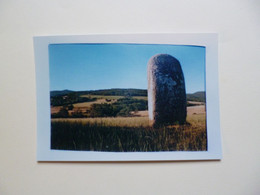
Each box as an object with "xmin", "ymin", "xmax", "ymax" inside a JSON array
[{"xmin": 34, "ymin": 33, "xmax": 222, "ymax": 161}]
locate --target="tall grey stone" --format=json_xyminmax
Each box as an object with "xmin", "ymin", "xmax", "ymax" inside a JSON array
[{"xmin": 147, "ymin": 54, "xmax": 187, "ymax": 127}]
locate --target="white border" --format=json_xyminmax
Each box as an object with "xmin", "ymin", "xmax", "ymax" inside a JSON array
[{"xmin": 34, "ymin": 33, "xmax": 222, "ymax": 161}]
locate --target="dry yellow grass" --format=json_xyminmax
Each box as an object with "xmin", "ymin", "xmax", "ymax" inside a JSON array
[
  {"xmin": 132, "ymin": 96, "xmax": 148, "ymax": 100},
  {"xmin": 51, "ymin": 112, "xmax": 206, "ymax": 128},
  {"xmin": 187, "ymin": 113, "xmax": 206, "ymax": 127},
  {"xmin": 73, "ymin": 99, "xmax": 113, "ymax": 108},
  {"xmin": 51, "ymin": 112, "xmax": 207, "ymax": 151},
  {"xmin": 52, "ymin": 116, "xmax": 150, "ymax": 127}
]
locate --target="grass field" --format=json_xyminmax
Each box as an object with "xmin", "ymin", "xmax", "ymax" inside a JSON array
[
  {"xmin": 51, "ymin": 92, "xmax": 206, "ymax": 152},
  {"xmin": 51, "ymin": 113, "xmax": 207, "ymax": 152},
  {"xmin": 73, "ymin": 99, "xmax": 111, "ymax": 108},
  {"xmin": 51, "ymin": 113, "xmax": 205, "ymax": 127},
  {"xmin": 52, "ymin": 116, "xmax": 150, "ymax": 127}
]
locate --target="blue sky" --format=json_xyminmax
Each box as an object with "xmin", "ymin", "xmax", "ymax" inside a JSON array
[{"xmin": 49, "ymin": 43, "xmax": 205, "ymax": 94}]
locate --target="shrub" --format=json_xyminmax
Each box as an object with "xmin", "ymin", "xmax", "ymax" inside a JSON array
[{"xmin": 88, "ymin": 97, "xmax": 148, "ymax": 117}]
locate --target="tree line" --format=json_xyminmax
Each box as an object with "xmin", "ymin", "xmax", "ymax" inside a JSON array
[
  {"xmin": 51, "ymin": 93, "xmax": 97, "ymax": 106},
  {"xmin": 51, "ymin": 88, "xmax": 147, "ymax": 98},
  {"xmin": 51, "ymin": 97, "xmax": 148, "ymax": 118}
]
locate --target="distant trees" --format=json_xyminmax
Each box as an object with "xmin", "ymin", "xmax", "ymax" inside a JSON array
[
  {"xmin": 84, "ymin": 89, "xmax": 147, "ymax": 97},
  {"xmin": 52, "ymin": 106, "xmax": 69, "ymax": 118},
  {"xmin": 50, "ymin": 93, "xmax": 97, "ymax": 106},
  {"xmin": 51, "ymin": 89, "xmax": 206, "ymax": 105},
  {"xmin": 51, "ymin": 97, "xmax": 148, "ymax": 118},
  {"xmin": 67, "ymin": 104, "xmax": 74, "ymax": 110},
  {"xmin": 88, "ymin": 104, "xmax": 116, "ymax": 117},
  {"xmin": 88, "ymin": 98, "xmax": 148, "ymax": 117},
  {"xmin": 71, "ymin": 110, "xmax": 84, "ymax": 118},
  {"xmin": 186, "ymin": 92, "xmax": 205, "ymax": 102},
  {"xmin": 52, "ymin": 106, "xmax": 84, "ymax": 118}
]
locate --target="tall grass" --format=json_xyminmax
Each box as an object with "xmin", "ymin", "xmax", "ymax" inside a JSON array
[
  {"xmin": 51, "ymin": 115, "xmax": 207, "ymax": 152},
  {"xmin": 52, "ymin": 117, "xmax": 150, "ymax": 127}
]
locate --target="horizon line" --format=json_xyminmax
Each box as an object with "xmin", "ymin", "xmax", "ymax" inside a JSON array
[{"xmin": 50, "ymin": 88, "xmax": 205, "ymax": 94}]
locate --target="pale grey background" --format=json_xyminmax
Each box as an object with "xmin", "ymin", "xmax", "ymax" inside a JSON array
[{"xmin": 0, "ymin": 0, "xmax": 259, "ymax": 194}]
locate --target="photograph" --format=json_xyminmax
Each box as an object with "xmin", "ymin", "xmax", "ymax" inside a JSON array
[
  {"xmin": 34, "ymin": 34, "xmax": 221, "ymax": 161},
  {"xmin": 49, "ymin": 43, "xmax": 207, "ymax": 152}
]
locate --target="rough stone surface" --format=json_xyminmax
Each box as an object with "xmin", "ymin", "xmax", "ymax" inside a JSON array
[{"xmin": 147, "ymin": 54, "xmax": 187, "ymax": 127}]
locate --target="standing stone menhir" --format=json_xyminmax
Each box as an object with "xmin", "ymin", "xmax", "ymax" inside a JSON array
[{"xmin": 147, "ymin": 54, "xmax": 187, "ymax": 127}]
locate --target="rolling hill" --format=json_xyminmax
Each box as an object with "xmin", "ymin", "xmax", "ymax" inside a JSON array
[{"xmin": 51, "ymin": 89, "xmax": 206, "ymax": 102}]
